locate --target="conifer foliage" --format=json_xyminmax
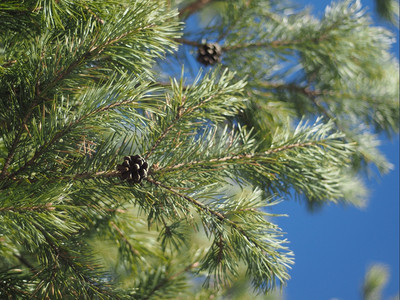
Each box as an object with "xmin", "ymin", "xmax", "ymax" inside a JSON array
[{"xmin": 0, "ymin": 0, "xmax": 398, "ymax": 299}]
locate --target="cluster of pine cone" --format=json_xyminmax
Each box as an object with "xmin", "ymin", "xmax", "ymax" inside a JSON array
[
  {"xmin": 117, "ymin": 155, "xmax": 148, "ymax": 183},
  {"xmin": 197, "ymin": 42, "xmax": 222, "ymax": 66}
]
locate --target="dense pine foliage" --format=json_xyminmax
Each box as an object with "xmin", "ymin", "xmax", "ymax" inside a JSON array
[{"xmin": 0, "ymin": 0, "xmax": 398, "ymax": 299}]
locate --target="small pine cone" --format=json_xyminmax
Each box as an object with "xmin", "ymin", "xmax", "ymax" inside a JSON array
[
  {"xmin": 117, "ymin": 155, "xmax": 149, "ymax": 183},
  {"xmin": 197, "ymin": 42, "xmax": 222, "ymax": 66}
]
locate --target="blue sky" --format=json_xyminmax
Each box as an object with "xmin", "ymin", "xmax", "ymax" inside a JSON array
[
  {"xmin": 277, "ymin": 138, "xmax": 399, "ymax": 299},
  {"xmin": 275, "ymin": 1, "xmax": 399, "ymax": 299}
]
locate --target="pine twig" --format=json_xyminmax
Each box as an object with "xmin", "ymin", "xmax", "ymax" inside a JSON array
[
  {"xmin": 221, "ymin": 39, "xmax": 301, "ymax": 51},
  {"xmin": 146, "ymin": 177, "xmax": 270, "ymax": 253},
  {"xmin": 7, "ymin": 97, "xmax": 139, "ymax": 179},
  {"xmin": 158, "ymin": 141, "xmax": 316, "ymax": 172},
  {"xmin": 178, "ymin": 0, "xmax": 215, "ymax": 19},
  {"xmin": 83, "ymin": 5, "xmax": 104, "ymax": 24},
  {"xmin": 0, "ymin": 203, "xmax": 55, "ymax": 213},
  {"xmin": 30, "ymin": 221, "xmax": 112, "ymax": 298},
  {"xmin": 110, "ymin": 221, "xmax": 140, "ymax": 256},
  {"xmin": 177, "ymin": 30, "xmax": 334, "ymax": 52},
  {"xmin": 41, "ymin": 23, "xmax": 156, "ymax": 96},
  {"xmin": 141, "ymin": 262, "xmax": 199, "ymax": 300},
  {"xmin": 13, "ymin": 253, "xmax": 38, "ymax": 274},
  {"xmin": 174, "ymin": 37, "xmax": 203, "ymax": 47},
  {"xmin": 0, "ymin": 97, "xmax": 40, "ymax": 180},
  {"xmin": 175, "ymin": 36, "xmax": 301, "ymax": 51},
  {"xmin": 260, "ymin": 81, "xmax": 346, "ymax": 131},
  {"xmin": 146, "ymin": 177, "xmax": 225, "ymax": 221},
  {"xmin": 144, "ymin": 113, "xmax": 183, "ymax": 160},
  {"xmin": 0, "ymin": 170, "xmax": 120, "ymax": 190},
  {"xmin": 144, "ymin": 93, "xmax": 216, "ymax": 160}
]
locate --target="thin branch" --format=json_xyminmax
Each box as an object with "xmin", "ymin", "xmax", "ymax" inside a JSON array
[
  {"xmin": 221, "ymin": 39, "xmax": 301, "ymax": 51},
  {"xmin": 260, "ymin": 82, "xmax": 344, "ymax": 131},
  {"xmin": 174, "ymin": 37, "xmax": 203, "ymax": 48},
  {"xmin": 176, "ymin": 31, "xmax": 331, "ymax": 52},
  {"xmin": 144, "ymin": 113, "xmax": 182, "ymax": 160},
  {"xmin": 146, "ymin": 177, "xmax": 270, "ymax": 253},
  {"xmin": 13, "ymin": 253, "xmax": 38, "ymax": 274},
  {"xmin": 0, "ymin": 170, "xmax": 120, "ymax": 191},
  {"xmin": 30, "ymin": 221, "xmax": 112, "ymax": 297},
  {"xmin": 178, "ymin": 0, "xmax": 215, "ymax": 19},
  {"xmin": 145, "ymin": 177, "xmax": 285, "ymax": 285},
  {"xmin": 1, "ymin": 60, "xmax": 17, "ymax": 68},
  {"xmin": 260, "ymin": 82, "xmax": 324, "ymax": 97},
  {"xmin": 176, "ymin": 37, "xmax": 301, "ymax": 51},
  {"xmin": 0, "ymin": 203, "xmax": 55, "ymax": 213},
  {"xmin": 41, "ymin": 23, "xmax": 156, "ymax": 96},
  {"xmin": 83, "ymin": 5, "xmax": 105, "ymax": 24},
  {"xmin": 110, "ymin": 221, "xmax": 140, "ymax": 256},
  {"xmin": 8, "ymin": 97, "xmax": 139, "ymax": 179},
  {"xmin": 0, "ymin": 98, "xmax": 40, "ymax": 180},
  {"xmin": 69, "ymin": 170, "xmax": 120, "ymax": 181},
  {"xmin": 144, "ymin": 93, "xmax": 216, "ymax": 160},
  {"xmin": 146, "ymin": 177, "xmax": 224, "ymax": 221},
  {"xmin": 141, "ymin": 262, "xmax": 199, "ymax": 300},
  {"xmin": 157, "ymin": 141, "xmax": 316, "ymax": 172}
]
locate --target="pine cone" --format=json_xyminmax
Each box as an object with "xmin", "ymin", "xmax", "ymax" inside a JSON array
[
  {"xmin": 117, "ymin": 155, "xmax": 149, "ymax": 183},
  {"xmin": 197, "ymin": 42, "xmax": 222, "ymax": 66}
]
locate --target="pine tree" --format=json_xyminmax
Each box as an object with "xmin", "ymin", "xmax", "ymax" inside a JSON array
[
  {"xmin": 0, "ymin": 0, "xmax": 398, "ymax": 299},
  {"xmin": 362, "ymin": 264, "xmax": 390, "ymax": 300}
]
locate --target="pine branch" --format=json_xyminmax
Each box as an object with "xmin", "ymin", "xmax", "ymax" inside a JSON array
[
  {"xmin": 157, "ymin": 141, "xmax": 316, "ymax": 172},
  {"xmin": 174, "ymin": 37, "xmax": 203, "ymax": 47},
  {"xmin": 177, "ymin": 32, "xmax": 331, "ymax": 51},
  {"xmin": 176, "ymin": 37, "xmax": 302, "ymax": 50},
  {"xmin": 13, "ymin": 253, "xmax": 38, "ymax": 274},
  {"xmin": 146, "ymin": 177, "xmax": 279, "ymax": 259},
  {"xmin": 259, "ymin": 82, "xmax": 343, "ymax": 130},
  {"xmin": 146, "ymin": 177, "xmax": 292, "ymax": 290},
  {"xmin": 177, "ymin": 14, "xmax": 340, "ymax": 52},
  {"xmin": 259, "ymin": 82, "xmax": 324, "ymax": 97},
  {"xmin": 42, "ymin": 23, "xmax": 156, "ymax": 96},
  {"xmin": 0, "ymin": 97, "xmax": 40, "ymax": 179},
  {"xmin": 29, "ymin": 221, "xmax": 113, "ymax": 298},
  {"xmin": 1, "ymin": 0, "xmax": 396, "ymax": 296},
  {"xmin": 1, "ymin": 20, "xmax": 158, "ymax": 180},
  {"xmin": 178, "ymin": 0, "xmax": 216, "ymax": 19},
  {"xmin": 83, "ymin": 5, "xmax": 105, "ymax": 25},
  {"xmin": 222, "ymin": 39, "xmax": 303, "ymax": 51},
  {"xmin": 144, "ymin": 108, "xmax": 185, "ymax": 160},
  {"xmin": 7, "ymin": 97, "xmax": 140, "ymax": 179},
  {"xmin": 146, "ymin": 177, "xmax": 225, "ymax": 221},
  {"xmin": 141, "ymin": 262, "xmax": 199, "ymax": 300},
  {"xmin": 0, "ymin": 203, "xmax": 55, "ymax": 213},
  {"xmin": 3, "ymin": 138, "xmax": 312, "ymax": 188},
  {"xmin": 144, "ymin": 93, "xmax": 217, "ymax": 159},
  {"xmin": 0, "ymin": 170, "xmax": 119, "ymax": 190},
  {"xmin": 110, "ymin": 221, "xmax": 140, "ymax": 256}
]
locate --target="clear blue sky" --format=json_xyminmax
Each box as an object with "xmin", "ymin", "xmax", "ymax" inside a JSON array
[{"xmin": 274, "ymin": 1, "xmax": 399, "ymax": 299}]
